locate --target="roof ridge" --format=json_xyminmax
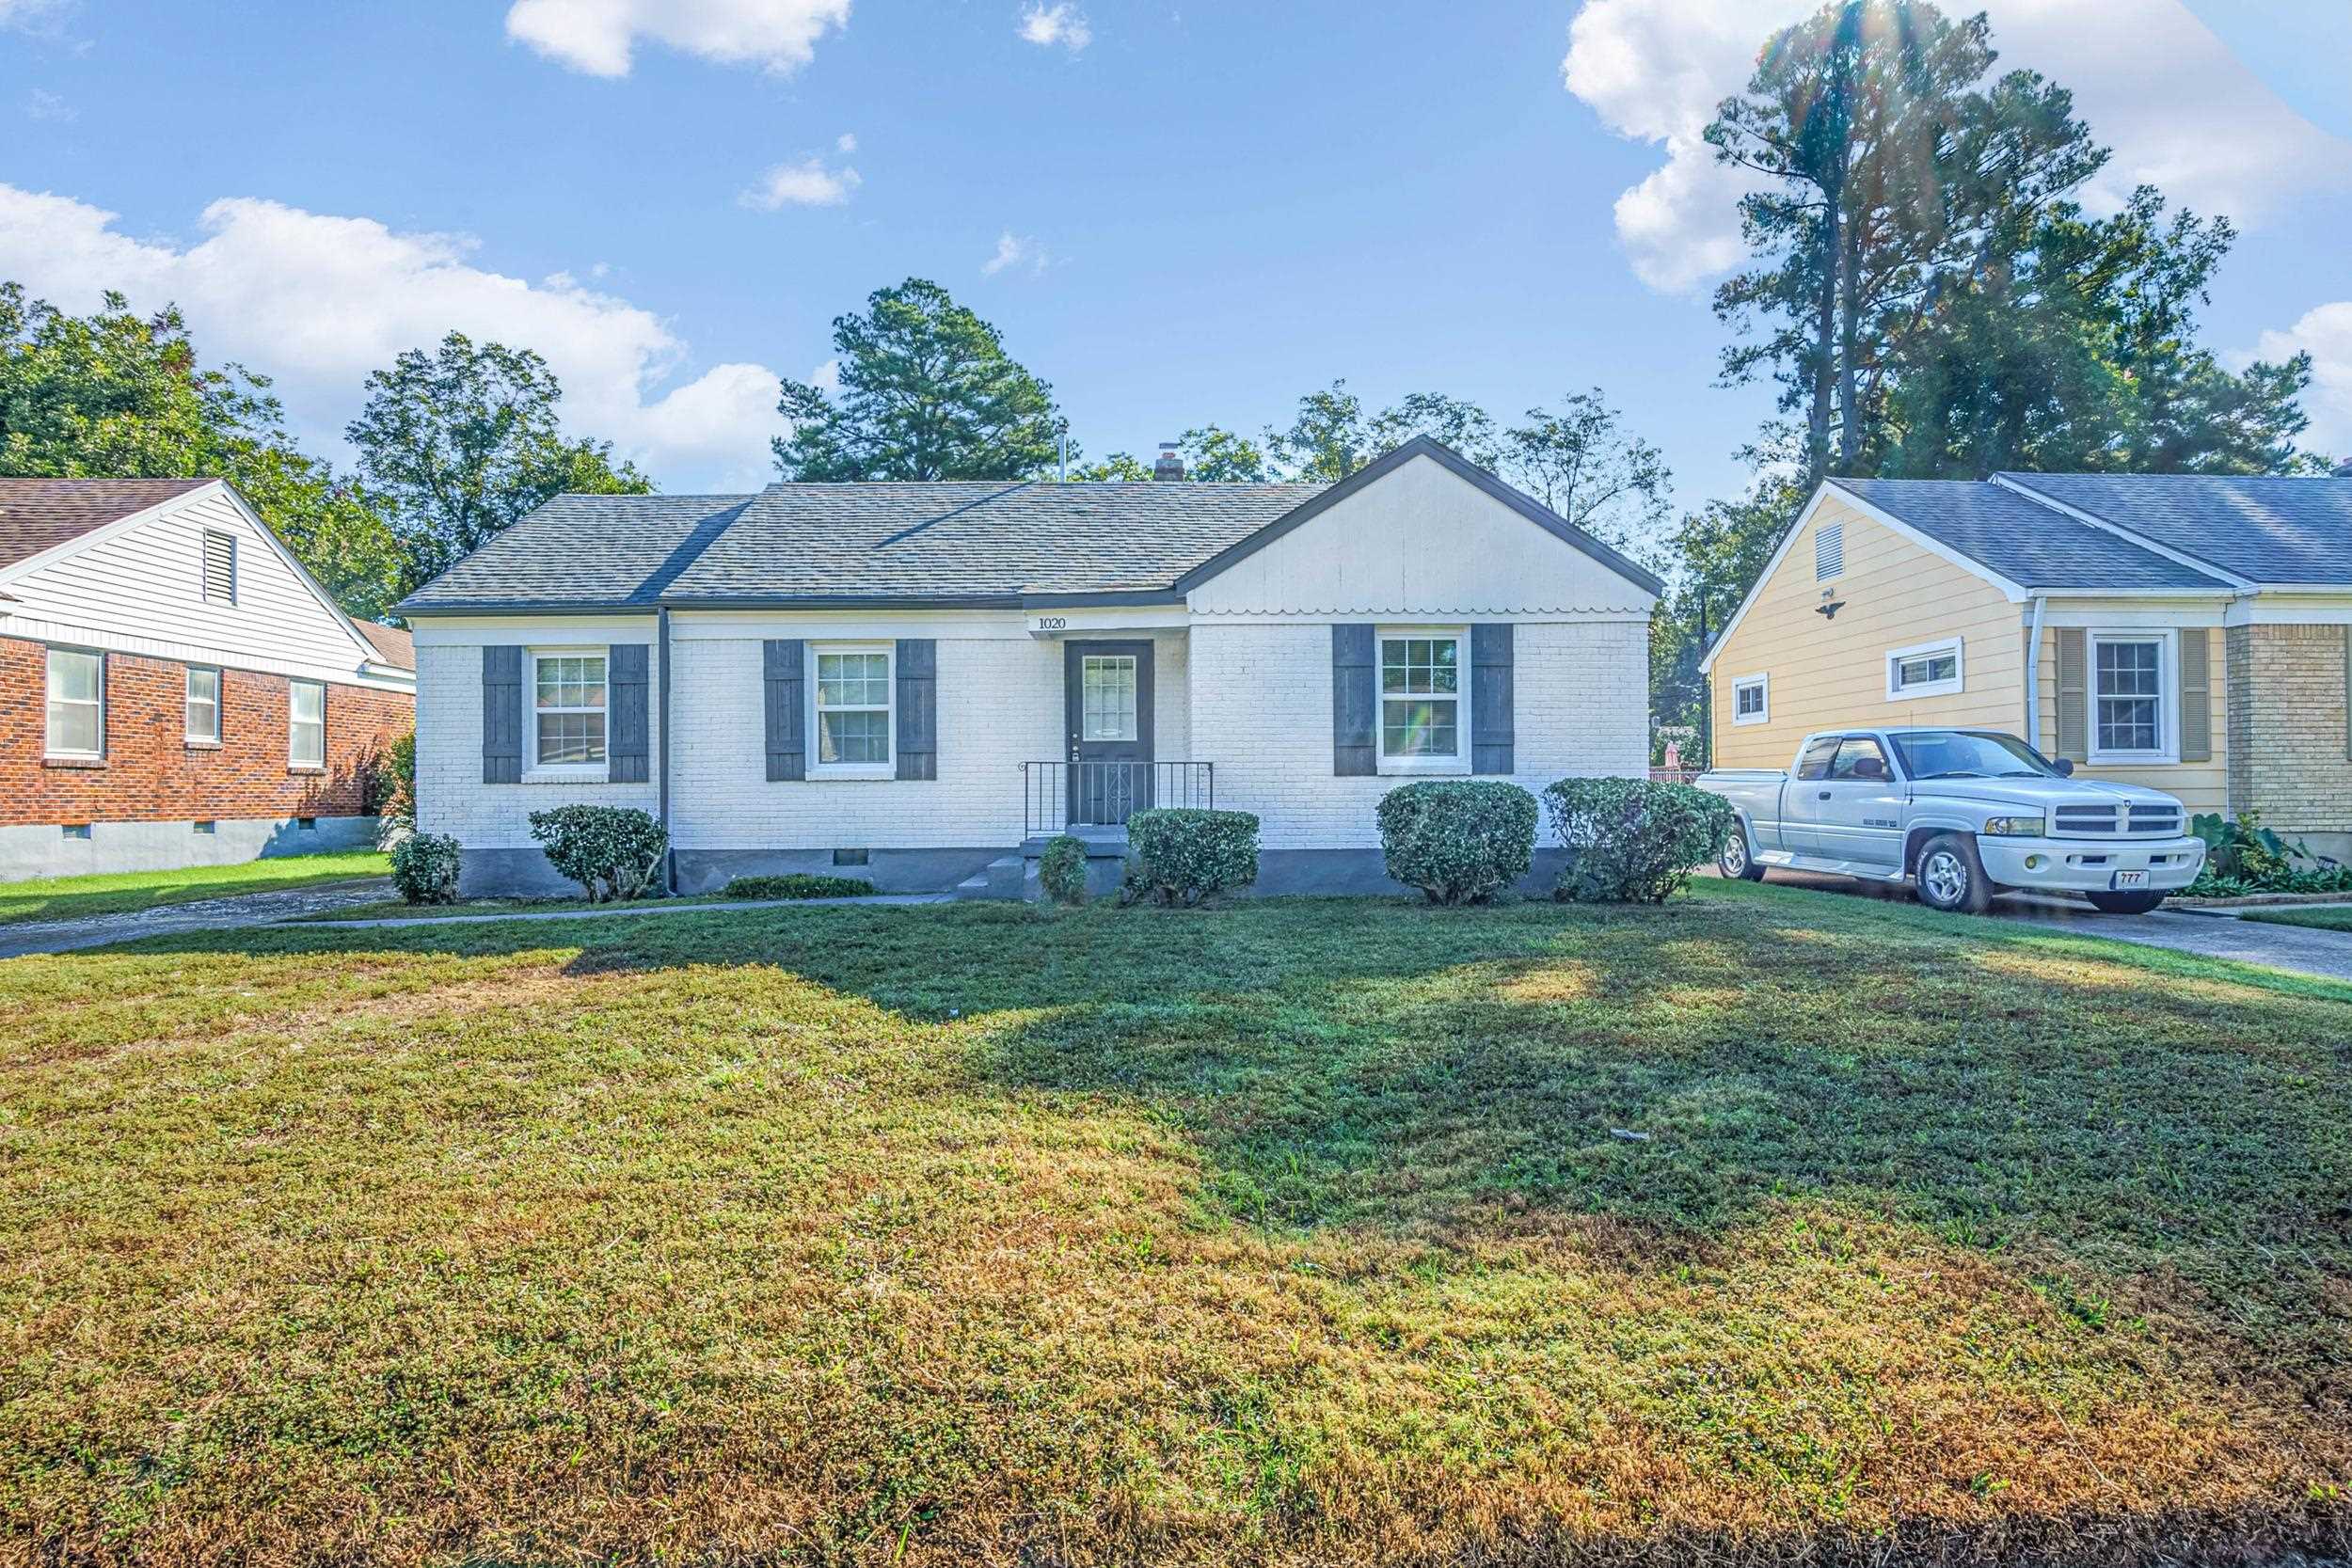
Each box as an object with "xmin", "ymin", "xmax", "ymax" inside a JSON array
[{"xmin": 872, "ymin": 480, "xmax": 1037, "ymax": 548}]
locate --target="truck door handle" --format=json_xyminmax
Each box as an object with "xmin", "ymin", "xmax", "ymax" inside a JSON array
[{"xmin": 1817, "ymin": 790, "xmax": 1833, "ymax": 800}]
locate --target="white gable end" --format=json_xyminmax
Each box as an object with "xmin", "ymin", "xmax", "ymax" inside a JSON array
[
  {"xmin": 0, "ymin": 486, "xmax": 398, "ymax": 688},
  {"xmin": 1185, "ymin": 452, "xmax": 1656, "ymax": 619}
]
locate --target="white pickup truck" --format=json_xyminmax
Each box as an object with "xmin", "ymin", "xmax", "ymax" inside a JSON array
[{"xmin": 1697, "ymin": 727, "xmax": 2206, "ymax": 914}]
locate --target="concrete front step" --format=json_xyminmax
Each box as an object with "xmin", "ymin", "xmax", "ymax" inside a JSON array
[{"xmin": 953, "ymin": 854, "xmax": 1035, "ymax": 901}]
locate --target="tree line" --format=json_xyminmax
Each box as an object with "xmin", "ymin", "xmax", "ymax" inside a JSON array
[{"xmin": 0, "ymin": 0, "xmax": 2327, "ymax": 754}]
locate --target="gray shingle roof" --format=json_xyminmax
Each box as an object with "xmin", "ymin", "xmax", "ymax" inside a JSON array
[
  {"xmin": 352, "ymin": 620, "xmax": 416, "ymax": 670},
  {"xmin": 0, "ymin": 478, "xmax": 215, "ymax": 570},
  {"xmin": 1830, "ymin": 479, "xmax": 2238, "ymax": 591},
  {"xmin": 398, "ymin": 438, "xmax": 1667, "ymax": 613},
  {"xmin": 1996, "ymin": 473, "xmax": 2352, "ymax": 586}
]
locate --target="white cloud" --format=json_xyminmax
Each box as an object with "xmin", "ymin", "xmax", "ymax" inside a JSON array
[
  {"xmin": 834, "ymin": 132, "xmax": 857, "ymax": 153},
  {"xmin": 0, "ymin": 184, "xmax": 787, "ymax": 488},
  {"xmin": 981, "ymin": 231, "xmax": 1051, "ymax": 277},
  {"xmin": 2253, "ymin": 302, "xmax": 2352, "ymax": 459},
  {"xmin": 1018, "ymin": 3, "xmax": 1090, "ymax": 53},
  {"xmin": 1563, "ymin": 0, "xmax": 2352, "ymax": 294},
  {"xmin": 23, "ymin": 88, "xmax": 73, "ymax": 121},
  {"xmin": 0, "ymin": 0, "xmax": 70, "ymax": 27},
  {"xmin": 740, "ymin": 154, "xmax": 861, "ymax": 209},
  {"xmin": 504, "ymin": 0, "xmax": 850, "ymax": 78}
]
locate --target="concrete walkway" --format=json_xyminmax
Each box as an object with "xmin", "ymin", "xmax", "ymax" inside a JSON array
[
  {"xmin": 1756, "ymin": 868, "xmax": 2352, "ymax": 984},
  {"xmin": 0, "ymin": 878, "xmax": 395, "ymax": 960},
  {"xmin": 286, "ymin": 892, "xmax": 952, "ymax": 932}
]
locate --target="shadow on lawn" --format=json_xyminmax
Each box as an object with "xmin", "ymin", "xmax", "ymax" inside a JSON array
[{"xmin": 121, "ymin": 889, "xmax": 2352, "ymax": 1377}]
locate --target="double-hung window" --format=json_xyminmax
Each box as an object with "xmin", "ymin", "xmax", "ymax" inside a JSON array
[
  {"xmin": 812, "ymin": 646, "xmax": 893, "ymax": 774},
  {"xmin": 186, "ymin": 667, "xmax": 222, "ymax": 744},
  {"xmin": 1885, "ymin": 637, "xmax": 1963, "ymax": 700},
  {"xmin": 1730, "ymin": 673, "xmax": 1770, "ymax": 726},
  {"xmin": 45, "ymin": 647, "xmax": 103, "ymax": 759},
  {"xmin": 288, "ymin": 680, "xmax": 326, "ymax": 768},
  {"xmin": 532, "ymin": 652, "xmax": 607, "ymax": 774},
  {"xmin": 2090, "ymin": 632, "xmax": 2171, "ymax": 762},
  {"xmin": 1378, "ymin": 628, "xmax": 1466, "ymax": 772}
]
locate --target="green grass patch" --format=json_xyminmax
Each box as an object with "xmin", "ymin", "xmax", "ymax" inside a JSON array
[
  {"xmin": 2236, "ymin": 902, "xmax": 2352, "ymax": 932},
  {"xmin": 285, "ymin": 892, "xmax": 736, "ymax": 923},
  {"xmin": 0, "ymin": 849, "xmax": 388, "ymax": 925},
  {"xmin": 1, "ymin": 879, "xmax": 2347, "ymax": 1565}
]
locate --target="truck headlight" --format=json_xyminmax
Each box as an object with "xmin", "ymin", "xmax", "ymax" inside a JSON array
[{"xmin": 1981, "ymin": 816, "xmax": 2046, "ymax": 837}]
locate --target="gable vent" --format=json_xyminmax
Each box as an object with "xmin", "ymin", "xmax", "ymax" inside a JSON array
[
  {"xmin": 201, "ymin": 529, "xmax": 237, "ymax": 605},
  {"xmin": 1815, "ymin": 520, "xmax": 1844, "ymax": 582}
]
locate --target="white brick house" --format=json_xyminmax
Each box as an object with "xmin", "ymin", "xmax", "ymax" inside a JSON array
[{"xmin": 399, "ymin": 438, "xmax": 1661, "ymax": 895}]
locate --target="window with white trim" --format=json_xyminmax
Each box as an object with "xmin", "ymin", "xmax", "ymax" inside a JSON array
[
  {"xmin": 532, "ymin": 652, "xmax": 607, "ymax": 771},
  {"xmin": 1815, "ymin": 521, "xmax": 1844, "ymax": 581},
  {"xmin": 1378, "ymin": 629, "xmax": 1466, "ymax": 771},
  {"xmin": 288, "ymin": 680, "xmax": 326, "ymax": 768},
  {"xmin": 1885, "ymin": 637, "xmax": 1963, "ymax": 700},
  {"xmin": 812, "ymin": 644, "xmax": 894, "ymax": 772},
  {"xmin": 1730, "ymin": 673, "xmax": 1770, "ymax": 726},
  {"xmin": 2090, "ymin": 632, "xmax": 2170, "ymax": 761},
  {"xmin": 201, "ymin": 530, "xmax": 237, "ymax": 604},
  {"xmin": 186, "ymin": 666, "xmax": 222, "ymax": 744},
  {"xmin": 45, "ymin": 647, "xmax": 103, "ymax": 758}
]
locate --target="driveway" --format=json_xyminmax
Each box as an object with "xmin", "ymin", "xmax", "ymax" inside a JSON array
[
  {"xmin": 1754, "ymin": 867, "xmax": 2352, "ymax": 984},
  {"xmin": 0, "ymin": 879, "xmax": 394, "ymax": 959}
]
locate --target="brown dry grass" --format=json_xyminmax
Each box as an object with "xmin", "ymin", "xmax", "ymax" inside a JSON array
[{"xmin": 0, "ymin": 880, "xmax": 2345, "ymax": 1566}]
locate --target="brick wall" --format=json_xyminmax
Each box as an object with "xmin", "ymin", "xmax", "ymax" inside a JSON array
[
  {"xmin": 2227, "ymin": 623, "xmax": 2352, "ymax": 832},
  {"xmin": 1, "ymin": 634, "xmax": 412, "ymax": 826}
]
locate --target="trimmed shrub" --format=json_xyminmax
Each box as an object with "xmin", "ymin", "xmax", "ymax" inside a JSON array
[
  {"xmin": 1543, "ymin": 777, "xmax": 1732, "ymax": 905},
  {"xmin": 1039, "ymin": 834, "xmax": 1089, "ymax": 905},
  {"xmin": 389, "ymin": 832, "xmax": 463, "ymax": 905},
  {"xmin": 528, "ymin": 805, "xmax": 669, "ymax": 902},
  {"xmin": 1121, "ymin": 808, "xmax": 1260, "ymax": 907},
  {"xmin": 1375, "ymin": 781, "xmax": 1539, "ymax": 905},
  {"xmin": 722, "ymin": 873, "xmax": 879, "ymax": 900}
]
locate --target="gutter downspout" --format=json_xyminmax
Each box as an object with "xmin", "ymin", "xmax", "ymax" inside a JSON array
[
  {"xmin": 658, "ymin": 606, "xmax": 675, "ymax": 895},
  {"xmin": 2023, "ymin": 594, "xmax": 2047, "ymax": 749}
]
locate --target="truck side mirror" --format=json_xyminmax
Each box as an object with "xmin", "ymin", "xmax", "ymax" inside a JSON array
[{"xmin": 2053, "ymin": 758, "xmax": 2075, "ymax": 778}]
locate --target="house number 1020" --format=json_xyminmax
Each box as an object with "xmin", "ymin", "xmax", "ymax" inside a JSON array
[{"xmin": 1033, "ymin": 615, "xmax": 1068, "ymax": 631}]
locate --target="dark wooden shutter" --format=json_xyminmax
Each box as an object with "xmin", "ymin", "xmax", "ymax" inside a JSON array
[
  {"xmin": 2055, "ymin": 627, "xmax": 2088, "ymax": 762},
  {"xmin": 1332, "ymin": 625, "xmax": 1376, "ymax": 776},
  {"xmin": 896, "ymin": 638, "xmax": 937, "ymax": 781},
  {"xmin": 763, "ymin": 640, "xmax": 804, "ymax": 782},
  {"xmin": 2344, "ymin": 628, "xmax": 2352, "ymax": 762},
  {"xmin": 1470, "ymin": 624, "xmax": 1515, "ymax": 775},
  {"xmin": 2178, "ymin": 628, "xmax": 2211, "ymax": 765},
  {"xmin": 609, "ymin": 643, "xmax": 650, "ymax": 783},
  {"xmin": 482, "ymin": 645, "xmax": 522, "ymax": 784}
]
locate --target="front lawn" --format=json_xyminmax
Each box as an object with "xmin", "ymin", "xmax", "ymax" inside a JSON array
[
  {"xmin": 2239, "ymin": 902, "xmax": 2352, "ymax": 932},
  {"xmin": 0, "ymin": 849, "xmax": 389, "ymax": 926},
  {"xmin": 2, "ymin": 881, "xmax": 2346, "ymax": 1566}
]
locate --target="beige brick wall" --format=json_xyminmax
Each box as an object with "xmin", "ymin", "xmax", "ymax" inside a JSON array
[{"xmin": 2228, "ymin": 624, "xmax": 2352, "ymax": 832}]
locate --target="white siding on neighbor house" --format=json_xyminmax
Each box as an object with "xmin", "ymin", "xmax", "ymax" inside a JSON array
[
  {"xmin": 0, "ymin": 486, "xmax": 398, "ymax": 689},
  {"xmin": 1189, "ymin": 452, "xmax": 1655, "ymax": 619},
  {"xmin": 1189, "ymin": 619, "xmax": 1650, "ymax": 850},
  {"xmin": 413, "ymin": 619, "xmax": 661, "ymax": 847}
]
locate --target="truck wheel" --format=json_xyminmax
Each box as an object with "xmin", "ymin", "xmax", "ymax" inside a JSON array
[
  {"xmin": 2086, "ymin": 890, "xmax": 2167, "ymax": 915},
  {"xmin": 1915, "ymin": 833, "xmax": 1994, "ymax": 914},
  {"xmin": 1720, "ymin": 823, "xmax": 1767, "ymax": 882}
]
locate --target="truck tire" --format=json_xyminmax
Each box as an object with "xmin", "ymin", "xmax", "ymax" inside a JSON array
[
  {"xmin": 1720, "ymin": 822, "xmax": 1768, "ymax": 882},
  {"xmin": 1915, "ymin": 833, "xmax": 1994, "ymax": 914},
  {"xmin": 2086, "ymin": 889, "xmax": 2167, "ymax": 915}
]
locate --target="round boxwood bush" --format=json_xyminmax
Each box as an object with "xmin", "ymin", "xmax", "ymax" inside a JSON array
[
  {"xmin": 1039, "ymin": 833, "xmax": 1089, "ymax": 905},
  {"xmin": 1375, "ymin": 780, "xmax": 1539, "ymax": 905},
  {"xmin": 1543, "ymin": 776, "xmax": 1733, "ymax": 904},
  {"xmin": 528, "ymin": 805, "xmax": 668, "ymax": 902},
  {"xmin": 389, "ymin": 832, "xmax": 463, "ymax": 905},
  {"xmin": 1121, "ymin": 808, "xmax": 1260, "ymax": 907}
]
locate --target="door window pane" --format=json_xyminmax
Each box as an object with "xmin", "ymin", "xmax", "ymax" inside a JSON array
[{"xmin": 1081, "ymin": 656, "xmax": 1138, "ymax": 741}]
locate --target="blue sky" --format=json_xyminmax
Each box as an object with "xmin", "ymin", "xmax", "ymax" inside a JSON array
[{"xmin": 2, "ymin": 0, "xmax": 2347, "ymax": 513}]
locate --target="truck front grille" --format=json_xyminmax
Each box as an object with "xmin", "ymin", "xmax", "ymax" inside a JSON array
[{"xmin": 2053, "ymin": 804, "xmax": 2182, "ymax": 838}]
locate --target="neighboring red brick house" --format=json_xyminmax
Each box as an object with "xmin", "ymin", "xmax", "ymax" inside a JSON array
[{"xmin": 0, "ymin": 478, "xmax": 415, "ymax": 879}]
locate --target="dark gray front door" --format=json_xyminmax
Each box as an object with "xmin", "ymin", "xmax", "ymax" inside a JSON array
[{"xmin": 1065, "ymin": 640, "xmax": 1153, "ymax": 824}]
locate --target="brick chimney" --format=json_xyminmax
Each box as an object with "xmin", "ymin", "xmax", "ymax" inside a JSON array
[{"xmin": 1152, "ymin": 442, "xmax": 1184, "ymax": 482}]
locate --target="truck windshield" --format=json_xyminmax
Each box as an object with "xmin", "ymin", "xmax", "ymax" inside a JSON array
[{"xmin": 1887, "ymin": 731, "xmax": 2058, "ymax": 780}]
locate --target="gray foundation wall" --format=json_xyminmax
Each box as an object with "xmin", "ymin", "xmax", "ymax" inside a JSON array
[{"xmin": 0, "ymin": 815, "xmax": 380, "ymax": 883}]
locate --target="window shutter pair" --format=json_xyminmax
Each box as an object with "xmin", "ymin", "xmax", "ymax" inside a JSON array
[
  {"xmin": 2054, "ymin": 626, "xmax": 2213, "ymax": 764},
  {"xmin": 482, "ymin": 643, "xmax": 651, "ymax": 784},
  {"xmin": 1329, "ymin": 624, "xmax": 1514, "ymax": 776},
  {"xmin": 761, "ymin": 638, "xmax": 936, "ymax": 781}
]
